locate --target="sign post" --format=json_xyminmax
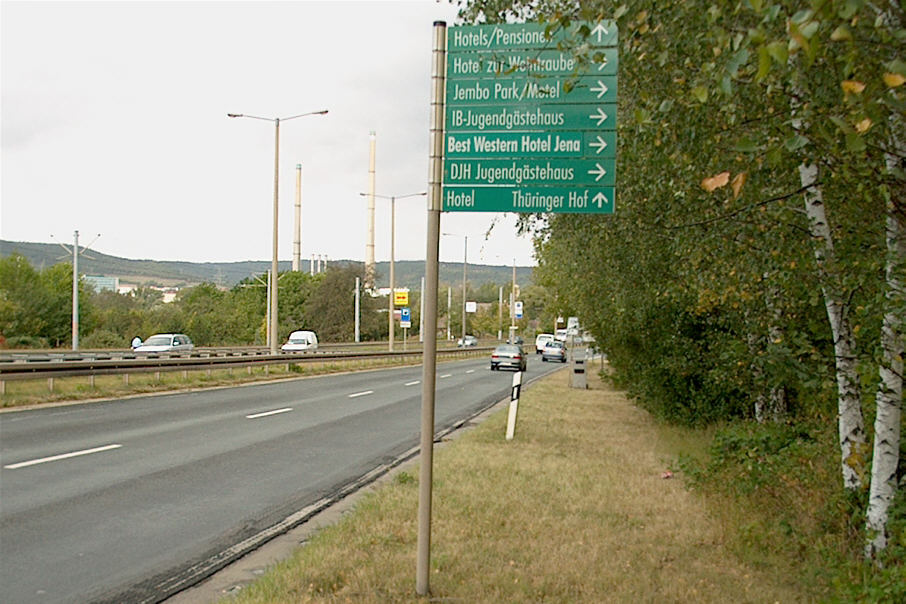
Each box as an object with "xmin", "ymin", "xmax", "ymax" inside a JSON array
[{"xmin": 418, "ymin": 19, "xmax": 617, "ymax": 597}]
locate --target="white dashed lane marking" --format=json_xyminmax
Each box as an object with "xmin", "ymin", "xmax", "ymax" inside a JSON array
[
  {"xmin": 348, "ymin": 390, "xmax": 374, "ymax": 398},
  {"xmin": 246, "ymin": 408, "xmax": 293, "ymax": 419},
  {"xmin": 4, "ymin": 444, "xmax": 123, "ymax": 470}
]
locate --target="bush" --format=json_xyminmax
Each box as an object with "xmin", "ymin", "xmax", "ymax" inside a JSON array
[
  {"xmin": 80, "ymin": 329, "xmax": 128, "ymax": 349},
  {"xmin": 680, "ymin": 419, "xmax": 905, "ymax": 599},
  {"xmin": 4, "ymin": 335, "xmax": 50, "ymax": 349}
]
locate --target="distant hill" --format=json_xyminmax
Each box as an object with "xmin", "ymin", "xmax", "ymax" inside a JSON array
[{"xmin": 0, "ymin": 240, "xmax": 534, "ymax": 290}]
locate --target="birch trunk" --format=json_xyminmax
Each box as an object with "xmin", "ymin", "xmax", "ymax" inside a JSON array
[
  {"xmin": 865, "ymin": 134, "xmax": 905, "ymax": 560},
  {"xmin": 800, "ymin": 163, "xmax": 868, "ymax": 490}
]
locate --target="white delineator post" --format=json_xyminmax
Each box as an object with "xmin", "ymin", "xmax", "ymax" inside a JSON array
[{"xmin": 506, "ymin": 371, "xmax": 522, "ymax": 440}]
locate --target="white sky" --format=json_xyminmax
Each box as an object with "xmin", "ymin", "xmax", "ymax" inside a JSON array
[{"xmin": 1, "ymin": 0, "xmax": 538, "ymax": 267}]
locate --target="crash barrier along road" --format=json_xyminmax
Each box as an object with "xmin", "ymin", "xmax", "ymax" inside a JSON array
[{"xmin": 0, "ymin": 346, "xmax": 491, "ymax": 395}]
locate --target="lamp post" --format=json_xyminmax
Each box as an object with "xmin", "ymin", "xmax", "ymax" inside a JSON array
[
  {"xmin": 442, "ymin": 233, "xmax": 468, "ymax": 343},
  {"xmin": 360, "ymin": 191, "xmax": 426, "ymax": 351},
  {"xmin": 228, "ymin": 109, "xmax": 327, "ymax": 353}
]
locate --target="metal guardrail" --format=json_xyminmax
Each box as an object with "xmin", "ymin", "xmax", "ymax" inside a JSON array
[{"xmin": 0, "ymin": 346, "xmax": 493, "ymax": 384}]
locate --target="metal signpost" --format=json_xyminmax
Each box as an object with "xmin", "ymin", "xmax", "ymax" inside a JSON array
[{"xmin": 418, "ymin": 20, "xmax": 617, "ymax": 596}]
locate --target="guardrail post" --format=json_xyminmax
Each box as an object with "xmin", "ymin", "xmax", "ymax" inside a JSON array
[{"xmin": 48, "ymin": 377, "xmax": 54, "ymax": 392}]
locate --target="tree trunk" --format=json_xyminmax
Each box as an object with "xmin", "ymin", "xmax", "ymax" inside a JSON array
[
  {"xmin": 865, "ymin": 121, "xmax": 905, "ymax": 559},
  {"xmin": 800, "ymin": 162, "xmax": 868, "ymax": 491}
]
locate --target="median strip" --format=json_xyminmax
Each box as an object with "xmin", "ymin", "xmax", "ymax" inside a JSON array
[
  {"xmin": 246, "ymin": 407, "xmax": 293, "ymax": 419},
  {"xmin": 348, "ymin": 390, "xmax": 374, "ymax": 398},
  {"xmin": 4, "ymin": 443, "xmax": 122, "ymax": 470}
]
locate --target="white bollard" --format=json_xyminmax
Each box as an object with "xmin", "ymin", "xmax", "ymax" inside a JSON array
[{"xmin": 505, "ymin": 371, "xmax": 522, "ymax": 440}]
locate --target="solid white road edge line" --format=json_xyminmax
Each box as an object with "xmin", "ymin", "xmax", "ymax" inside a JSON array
[
  {"xmin": 4, "ymin": 443, "xmax": 123, "ymax": 470},
  {"xmin": 246, "ymin": 407, "xmax": 293, "ymax": 419}
]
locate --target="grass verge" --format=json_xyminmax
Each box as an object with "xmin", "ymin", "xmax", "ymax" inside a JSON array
[{"xmin": 228, "ymin": 369, "xmax": 816, "ymax": 603}]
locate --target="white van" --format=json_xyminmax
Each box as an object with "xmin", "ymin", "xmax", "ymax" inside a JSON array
[
  {"xmin": 535, "ymin": 333, "xmax": 554, "ymax": 354},
  {"xmin": 281, "ymin": 330, "xmax": 319, "ymax": 351}
]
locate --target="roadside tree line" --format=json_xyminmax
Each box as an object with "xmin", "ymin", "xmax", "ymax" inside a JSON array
[
  {"xmin": 0, "ymin": 254, "xmax": 550, "ymax": 349},
  {"xmin": 461, "ymin": 0, "xmax": 904, "ymax": 583}
]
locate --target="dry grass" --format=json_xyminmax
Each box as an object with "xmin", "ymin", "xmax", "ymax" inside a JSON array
[{"xmin": 231, "ymin": 370, "xmax": 811, "ymax": 603}]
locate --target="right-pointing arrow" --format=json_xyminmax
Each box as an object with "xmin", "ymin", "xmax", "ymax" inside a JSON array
[
  {"xmin": 589, "ymin": 108, "xmax": 609, "ymax": 126},
  {"xmin": 590, "ymin": 136, "xmax": 608, "ymax": 154},
  {"xmin": 588, "ymin": 163, "xmax": 608, "ymax": 181}
]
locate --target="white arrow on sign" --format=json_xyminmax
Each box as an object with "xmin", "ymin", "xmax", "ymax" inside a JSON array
[
  {"xmin": 593, "ymin": 192, "xmax": 609, "ymax": 208},
  {"xmin": 597, "ymin": 55, "xmax": 609, "ymax": 71},
  {"xmin": 590, "ymin": 80, "xmax": 609, "ymax": 98},
  {"xmin": 590, "ymin": 135, "xmax": 608, "ymax": 154},
  {"xmin": 589, "ymin": 108, "xmax": 609, "ymax": 126},
  {"xmin": 592, "ymin": 22, "xmax": 610, "ymax": 42},
  {"xmin": 588, "ymin": 163, "xmax": 608, "ymax": 181}
]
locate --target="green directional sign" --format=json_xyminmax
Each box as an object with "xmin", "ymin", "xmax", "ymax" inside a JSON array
[
  {"xmin": 447, "ymin": 21, "xmax": 618, "ymax": 51},
  {"xmin": 445, "ymin": 131, "xmax": 616, "ymax": 159},
  {"xmin": 444, "ymin": 186, "xmax": 614, "ymax": 213},
  {"xmin": 448, "ymin": 75, "xmax": 617, "ymax": 105},
  {"xmin": 447, "ymin": 48, "xmax": 618, "ymax": 78},
  {"xmin": 443, "ymin": 20, "xmax": 618, "ymax": 214},
  {"xmin": 445, "ymin": 159, "xmax": 615, "ymax": 187},
  {"xmin": 446, "ymin": 104, "xmax": 616, "ymax": 133}
]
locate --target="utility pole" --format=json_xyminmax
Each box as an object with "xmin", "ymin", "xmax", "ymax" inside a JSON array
[
  {"xmin": 365, "ymin": 131, "xmax": 377, "ymax": 289},
  {"xmin": 293, "ymin": 163, "xmax": 302, "ymax": 271},
  {"xmin": 53, "ymin": 230, "xmax": 99, "ymax": 350}
]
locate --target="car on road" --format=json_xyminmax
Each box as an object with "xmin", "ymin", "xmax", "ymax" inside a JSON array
[
  {"xmin": 535, "ymin": 333, "xmax": 554, "ymax": 354},
  {"xmin": 134, "ymin": 333, "xmax": 194, "ymax": 353},
  {"xmin": 541, "ymin": 340, "xmax": 567, "ymax": 363},
  {"xmin": 281, "ymin": 330, "xmax": 319, "ymax": 352},
  {"xmin": 490, "ymin": 344, "xmax": 527, "ymax": 371},
  {"xmin": 457, "ymin": 335, "xmax": 478, "ymax": 347}
]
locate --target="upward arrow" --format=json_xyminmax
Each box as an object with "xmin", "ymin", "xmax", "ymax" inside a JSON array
[
  {"xmin": 592, "ymin": 22, "xmax": 609, "ymax": 42},
  {"xmin": 593, "ymin": 192, "xmax": 609, "ymax": 208}
]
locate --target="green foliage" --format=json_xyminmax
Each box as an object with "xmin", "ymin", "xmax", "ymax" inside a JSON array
[{"xmin": 680, "ymin": 419, "xmax": 905, "ymax": 599}]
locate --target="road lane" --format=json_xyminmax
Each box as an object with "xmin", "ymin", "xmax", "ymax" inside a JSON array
[{"xmin": 0, "ymin": 356, "xmax": 564, "ymax": 603}]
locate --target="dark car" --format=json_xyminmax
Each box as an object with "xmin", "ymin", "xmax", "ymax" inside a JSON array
[
  {"xmin": 491, "ymin": 344, "xmax": 527, "ymax": 371},
  {"xmin": 541, "ymin": 340, "xmax": 567, "ymax": 363}
]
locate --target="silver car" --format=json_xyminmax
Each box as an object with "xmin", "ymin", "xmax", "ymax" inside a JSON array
[{"xmin": 134, "ymin": 333, "xmax": 194, "ymax": 353}]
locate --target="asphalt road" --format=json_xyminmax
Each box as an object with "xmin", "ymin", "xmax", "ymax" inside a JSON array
[{"xmin": 0, "ymin": 354, "xmax": 563, "ymax": 603}]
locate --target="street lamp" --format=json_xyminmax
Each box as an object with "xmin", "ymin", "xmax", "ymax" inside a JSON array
[
  {"xmin": 228, "ymin": 109, "xmax": 328, "ymax": 353},
  {"xmin": 360, "ymin": 191, "xmax": 426, "ymax": 351},
  {"xmin": 442, "ymin": 232, "xmax": 468, "ymax": 344}
]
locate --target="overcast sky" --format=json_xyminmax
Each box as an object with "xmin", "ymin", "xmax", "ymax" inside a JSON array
[{"xmin": 1, "ymin": 0, "xmax": 538, "ymax": 267}]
